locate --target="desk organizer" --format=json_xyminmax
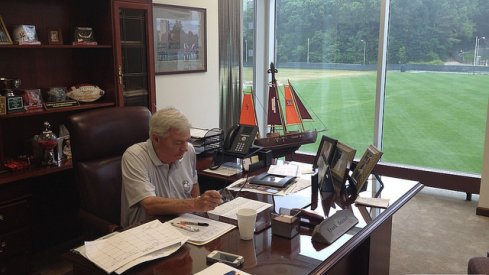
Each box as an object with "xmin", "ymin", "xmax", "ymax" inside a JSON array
[{"xmin": 271, "ymin": 214, "xmax": 300, "ymax": 239}]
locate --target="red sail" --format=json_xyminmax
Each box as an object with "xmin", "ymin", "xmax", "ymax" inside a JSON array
[
  {"xmin": 289, "ymin": 81, "xmax": 312, "ymax": 120},
  {"xmin": 239, "ymin": 92, "xmax": 257, "ymax": 126},
  {"xmin": 267, "ymin": 85, "xmax": 283, "ymax": 126},
  {"xmin": 284, "ymin": 84, "xmax": 301, "ymax": 125}
]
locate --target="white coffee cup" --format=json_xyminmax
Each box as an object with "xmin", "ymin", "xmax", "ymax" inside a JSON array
[{"xmin": 236, "ymin": 208, "xmax": 257, "ymax": 240}]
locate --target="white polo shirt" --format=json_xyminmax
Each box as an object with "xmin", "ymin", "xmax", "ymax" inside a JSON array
[{"xmin": 120, "ymin": 139, "xmax": 198, "ymax": 228}]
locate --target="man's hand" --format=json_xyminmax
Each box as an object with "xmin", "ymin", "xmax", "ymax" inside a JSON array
[{"xmin": 194, "ymin": 190, "xmax": 222, "ymax": 212}]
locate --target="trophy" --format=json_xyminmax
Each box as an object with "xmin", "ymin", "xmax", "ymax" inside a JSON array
[
  {"xmin": 37, "ymin": 121, "xmax": 59, "ymax": 166},
  {"xmin": 0, "ymin": 78, "xmax": 24, "ymax": 113}
]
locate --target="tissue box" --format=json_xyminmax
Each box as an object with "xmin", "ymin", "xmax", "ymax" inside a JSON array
[{"xmin": 271, "ymin": 214, "xmax": 300, "ymax": 239}]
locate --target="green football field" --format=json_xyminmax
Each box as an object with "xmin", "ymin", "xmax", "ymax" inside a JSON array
[{"xmin": 245, "ymin": 68, "xmax": 489, "ymax": 174}]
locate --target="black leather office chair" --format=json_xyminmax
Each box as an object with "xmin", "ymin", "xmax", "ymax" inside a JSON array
[{"xmin": 67, "ymin": 106, "xmax": 151, "ymax": 238}]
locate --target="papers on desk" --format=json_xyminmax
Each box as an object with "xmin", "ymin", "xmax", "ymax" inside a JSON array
[
  {"xmin": 226, "ymin": 162, "xmax": 313, "ymax": 196},
  {"xmin": 196, "ymin": 262, "xmax": 251, "ymax": 275},
  {"xmin": 203, "ymin": 161, "xmax": 242, "ymax": 177},
  {"xmin": 355, "ymin": 196, "xmax": 390, "ymax": 208},
  {"xmin": 207, "ymin": 197, "xmax": 272, "ymax": 221},
  {"xmin": 74, "ymin": 215, "xmax": 235, "ymax": 273},
  {"xmin": 81, "ymin": 220, "xmax": 188, "ymax": 274},
  {"xmin": 267, "ymin": 163, "xmax": 299, "ymax": 177},
  {"xmin": 169, "ymin": 213, "xmax": 235, "ymax": 245}
]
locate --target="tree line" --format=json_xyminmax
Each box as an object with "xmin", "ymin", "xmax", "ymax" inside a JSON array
[{"xmin": 245, "ymin": 0, "xmax": 489, "ymax": 65}]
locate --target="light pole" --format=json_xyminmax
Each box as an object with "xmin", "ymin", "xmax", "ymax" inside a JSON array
[
  {"xmin": 307, "ymin": 38, "xmax": 310, "ymax": 64},
  {"xmin": 361, "ymin": 39, "xmax": 366, "ymax": 65},
  {"xmin": 473, "ymin": 36, "xmax": 485, "ymax": 66}
]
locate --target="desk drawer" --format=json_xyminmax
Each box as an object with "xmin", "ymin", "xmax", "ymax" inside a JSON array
[
  {"xmin": 0, "ymin": 252, "xmax": 30, "ymax": 275},
  {"xmin": 0, "ymin": 227, "xmax": 30, "ymax": 260},
  {"xmin": 0, "ymin": 200, "xmax": 29, "ymax": 234}
]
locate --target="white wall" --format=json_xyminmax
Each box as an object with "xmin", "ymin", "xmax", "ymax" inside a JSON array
[
  {"xmin": 153, "ymin": 0, "xmax": 219, "ymax": 129},
  {"xmin": 479, "ymin": 98, "xmax": 489, "ymax": 211}
]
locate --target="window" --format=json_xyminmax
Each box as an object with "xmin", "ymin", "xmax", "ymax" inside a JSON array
[{"xmin": 246, "ymin": 0, "xmax": 489, "ymax": 175}]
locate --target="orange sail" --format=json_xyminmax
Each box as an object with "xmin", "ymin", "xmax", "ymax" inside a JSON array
[
  {"xmin": 239, "ymin": 92, "xmax": 257, "ymax": 125},
  {"xmin": 284, "ymin": 84, "xmax": 302, "ymax": 125}
]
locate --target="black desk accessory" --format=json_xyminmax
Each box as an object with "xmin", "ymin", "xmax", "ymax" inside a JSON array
[
  {"xmin": 249, "ymin": 172, "xmax": 295, "ymax": 188},
  {"xmin": 311, "ymin": 209, "xmax": 358, "ymax": 245}
]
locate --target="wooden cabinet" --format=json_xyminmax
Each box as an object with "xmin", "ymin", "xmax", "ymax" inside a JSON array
[
  {"xmin": 0, "ymin": 182, "xmax": 31, "ymax": 274},
  {"xmin": 113, "ymin": 1, "xmax": 156, "ymax": 112},
  {"xmin": 0, "ymin": 0, "xmax": 116, "ymax": 163},
  {"xmin": 0, "ymin": 0, "xmax": 155, "ymax": 271}
]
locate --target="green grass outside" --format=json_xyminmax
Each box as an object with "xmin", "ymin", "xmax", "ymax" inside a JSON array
[{"xmin": 244, "ymin": 68, "xmax": 489, "ymax": 174}]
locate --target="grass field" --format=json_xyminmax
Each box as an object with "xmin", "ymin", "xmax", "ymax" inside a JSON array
[{"xmin": 245, "ymin": 68, "xmax": 489, "ymax": 174}]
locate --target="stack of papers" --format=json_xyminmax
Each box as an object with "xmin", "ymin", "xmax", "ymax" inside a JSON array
[
  {"xmin": 267, "ymin": 163, "xmax": 299, "ymax": 177},
  {"xmin": 81, "ymin": 220, "xmax": 188, "ymax": 273},
  {"xmin": 207, "ymin": 197, "xmax": 272, "ymax": 221}
]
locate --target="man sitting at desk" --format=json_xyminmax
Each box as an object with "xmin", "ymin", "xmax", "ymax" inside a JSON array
[{"xmin": 121, "ymin": 107, "xmax": 222, "ymax": 228}]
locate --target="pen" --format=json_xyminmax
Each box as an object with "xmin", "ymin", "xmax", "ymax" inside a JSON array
[
  {"xmin": 171, "ymin": 222, "xmax": 199, "ymax": 232},
  {"xmin": 179, "ymin": 220, "xmax": 209, "ymax": 226}
]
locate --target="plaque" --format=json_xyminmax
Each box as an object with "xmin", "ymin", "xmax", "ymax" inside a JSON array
[
  {"xmin": 7, "ymin": 95, "xmax": 24, "ymax": 113},
  {"xmin": 43, "ymin": 100, "xmax": 79, "ymax": 110},
  {"xmin": 0, "ymin": 96, "xmax": 6, "ymax": 115}
]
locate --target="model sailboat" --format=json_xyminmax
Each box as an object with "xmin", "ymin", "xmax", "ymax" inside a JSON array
[{"xmin": 240, "ymin": 62, "xmax": 318, "ymax": 158}]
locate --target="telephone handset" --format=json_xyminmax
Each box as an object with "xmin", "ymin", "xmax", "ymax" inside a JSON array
[{"xmin": 224, "ymin": 124, "xmax": 258, "ymax": 155}]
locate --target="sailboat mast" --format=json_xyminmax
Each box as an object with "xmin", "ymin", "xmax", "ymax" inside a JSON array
[{"xmin": 268, "ymin": 62, "xmax": 287, "ymax": 133}]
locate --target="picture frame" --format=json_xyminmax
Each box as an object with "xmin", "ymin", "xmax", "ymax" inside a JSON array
[
  {"xmin": 313, "ymin": 135, "xmax": 338, "ymax": 187},
  {"xmin": 48, "ymin": 30, "xmax": 63, "ymax": 45},
  {"xmin": 351, "ymin": 145, "xmax": 383, "ymax": 194},
  {"xmin": 153, "ymin": 4, "xmax": 207, "ymax": 74},
  {"xmin": 0, "ymin": 16, "xmax": 13, "ymax": 45},
  {"xmin": 329, "ymin": 142, "xmax": 356, "ymax": 194},
  {"xmin": 313, "ymin": 135, "xmax": 338, "ymax": 169}
]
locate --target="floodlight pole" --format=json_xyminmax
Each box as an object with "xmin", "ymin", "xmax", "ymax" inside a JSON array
[
  {"xmin": 474, "ymin": 36, "xmax": 486, "ymax": 67},
  {"xmin": 361, "ymin": 39, "xmax": 366, "ymax": 65}
]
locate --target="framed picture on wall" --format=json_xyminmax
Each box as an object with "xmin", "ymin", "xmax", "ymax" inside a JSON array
[{"xmin": 153, "ymin": 4, "xmax": 207, "ymax": 74}]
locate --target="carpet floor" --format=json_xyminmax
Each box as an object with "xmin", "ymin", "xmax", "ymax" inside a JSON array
[{"xmin": 390, "ymin": 187, "xmax": 489, "ymax": 274}]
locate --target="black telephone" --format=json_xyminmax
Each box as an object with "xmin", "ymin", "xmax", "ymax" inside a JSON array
[{"xmin": 223, "ymin": 124, "xmax": 258, "ymax": 155}]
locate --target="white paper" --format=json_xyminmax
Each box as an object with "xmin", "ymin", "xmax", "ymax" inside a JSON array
[
  {"xmin": 84, "ymin": 220, "xmax": 188, "ymax": 273},
  {"xmin": 207, "ymin": 197, "xmax": 272, "ymax": 221},
  {"xmin": 268, "ymin": 163, "xmax": 299, "ymax": 177},
  {"xmin": 195, "ymin": 262, "xmax": 251, "ymax": 275},
  {"xmin": 190, "ymin": 128, "xmax": 209, "ymax": 138},
  {"xmin": 169, "ymin": 213, "xmax": 235, "ymax": 245}
]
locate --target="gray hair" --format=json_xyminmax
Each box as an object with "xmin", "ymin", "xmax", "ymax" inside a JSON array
[{"xmin": 149, "ymin": 107, "xmax": 191, "ymax": 137}]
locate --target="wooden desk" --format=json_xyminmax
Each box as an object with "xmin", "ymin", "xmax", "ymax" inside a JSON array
[{"xmin": 64, "ymin": 176, "xmax": 422, "ymax": 275}]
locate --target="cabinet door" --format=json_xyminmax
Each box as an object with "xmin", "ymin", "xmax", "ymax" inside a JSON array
[{"xmin": 113, "ymin": 1, "xmax": 156, "ymax": 112}]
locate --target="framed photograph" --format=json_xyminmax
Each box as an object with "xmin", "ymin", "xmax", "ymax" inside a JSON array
[
  {"xmin": 48, "ymin": 30, "xmax": 63, "ymax": 45},
  {"xmin": 313, "ymin": 135, "xmax": 338, "ymax": 188},
  {"xmin": 12, "ymin": 25, "xmax": 40, "ymax": 45},
  {"xmin": 153, "ymin": 4, "xmax": 207, "ymax": 74},
  {"xmin": 330, "ymin": 142, "xmax": 356, "ymax": 194},
  {"xmin": 313, "ymin": 135, "xmax": 338, "ymax": 169},
  {"xmin": 0, "ymin": 16, "xmax": 12, "ymax": 45},
  {"xmin": 351, "ymin": 145, "xmax": 383, "ymax": 194}
]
